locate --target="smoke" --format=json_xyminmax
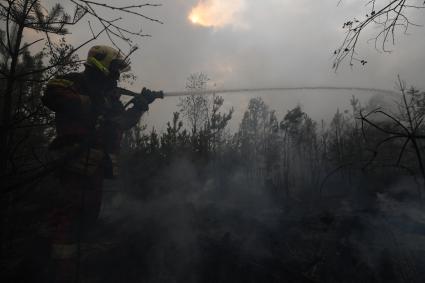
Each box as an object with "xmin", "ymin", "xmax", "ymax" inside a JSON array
[
  {"xmin": 96, "ymin": 92, "xmax": 425, "ymax": 282},
  {"xmin": 188, "ymin": 0, "xmax": 246, "ymax": 29},
  {"xmin": 97, "ymin": 157, "xmax": 285, "ymax": 282}
]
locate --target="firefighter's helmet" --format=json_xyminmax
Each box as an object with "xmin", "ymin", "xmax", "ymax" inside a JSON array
[{"xmin": 85, "ymin": 45, "xmax": 131, "ymax": 76}]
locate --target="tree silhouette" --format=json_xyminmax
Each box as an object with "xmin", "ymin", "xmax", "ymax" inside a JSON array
[
  {"xmin": 359, "ymin": 76, "xmax": 425, "ymax": 193},
  {"xmin": 334, "ymin": 0, "xmax": 424, "ymax": 69}
]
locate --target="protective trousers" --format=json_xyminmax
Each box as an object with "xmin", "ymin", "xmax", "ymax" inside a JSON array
[{"xmin": 48, "ymin": 167, "xmax": 103, "ymax": 283}]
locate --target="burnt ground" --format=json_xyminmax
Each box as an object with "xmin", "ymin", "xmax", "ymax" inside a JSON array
[
  {"xmin": 75, "ymin": 181, "xmax": 425, "ymax": 283},
  {"xmin": 3, "ymin": 175, "xmax": 425, "ymax": 283}
]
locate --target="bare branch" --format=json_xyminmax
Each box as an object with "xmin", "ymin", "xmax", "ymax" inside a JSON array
[{"xmin": 334, "ymin": 0, "xmax": 424, "ymax": 70}]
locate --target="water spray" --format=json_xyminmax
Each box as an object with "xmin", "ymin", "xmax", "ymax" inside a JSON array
[{"xmin": 117, "ymin": 86, "xmax": 398, "ymax": 98}]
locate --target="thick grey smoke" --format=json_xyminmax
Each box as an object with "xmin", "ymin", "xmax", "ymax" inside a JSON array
[
  {"xmin": 98, "ymin": 157, "xmax": 282, "ymax": 282},
  {"xmin": 93, "ymin": 152, "xmax": 425, "ymax": 283}
]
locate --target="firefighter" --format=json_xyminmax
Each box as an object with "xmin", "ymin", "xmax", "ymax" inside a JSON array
[{"xmin": 42, "ymin": 45, "xmax": 161, "ymax": 282}]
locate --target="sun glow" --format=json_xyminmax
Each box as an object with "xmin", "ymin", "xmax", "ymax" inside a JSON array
[{"xmin": 188, "ymin": 0, "xmax": 244, "ymax": 28}]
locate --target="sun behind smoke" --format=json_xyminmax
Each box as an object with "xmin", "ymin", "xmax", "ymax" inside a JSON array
[{"xmin": 188, "ymin": 0, "xmax": 244, "ymax": 28}]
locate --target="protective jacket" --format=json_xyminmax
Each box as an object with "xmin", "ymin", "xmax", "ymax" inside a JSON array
[{"xmin": 43, "ymin": 68, "xmax": 144, "ymax": 177}]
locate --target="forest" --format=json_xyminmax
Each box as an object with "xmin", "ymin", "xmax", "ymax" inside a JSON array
[{"xmin": 2, "ymin": 0, "xmax": 425, "ymax": 283}]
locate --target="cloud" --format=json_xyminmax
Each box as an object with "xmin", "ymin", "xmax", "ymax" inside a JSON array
[{"xmin": 188, "ymin": 0, "xmax": 246, "ymax": 28}]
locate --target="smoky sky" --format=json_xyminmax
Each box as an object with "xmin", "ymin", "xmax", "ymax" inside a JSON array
[
  {"xmin": 48, "ymin": 0, "xmax": 425, "ymax": 90},
  {"xmin": 35, "ymin": 0, "xmax": 425, "ymax": 129}
]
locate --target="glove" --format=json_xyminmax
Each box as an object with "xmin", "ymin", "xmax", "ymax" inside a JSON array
[
  {"xmin": 141, "ymin": 87, "xmax": 164, "ymax": 104},
  {"xmin": 131, "ymin": 92, "xmax": 149, "ymax": 111}
]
